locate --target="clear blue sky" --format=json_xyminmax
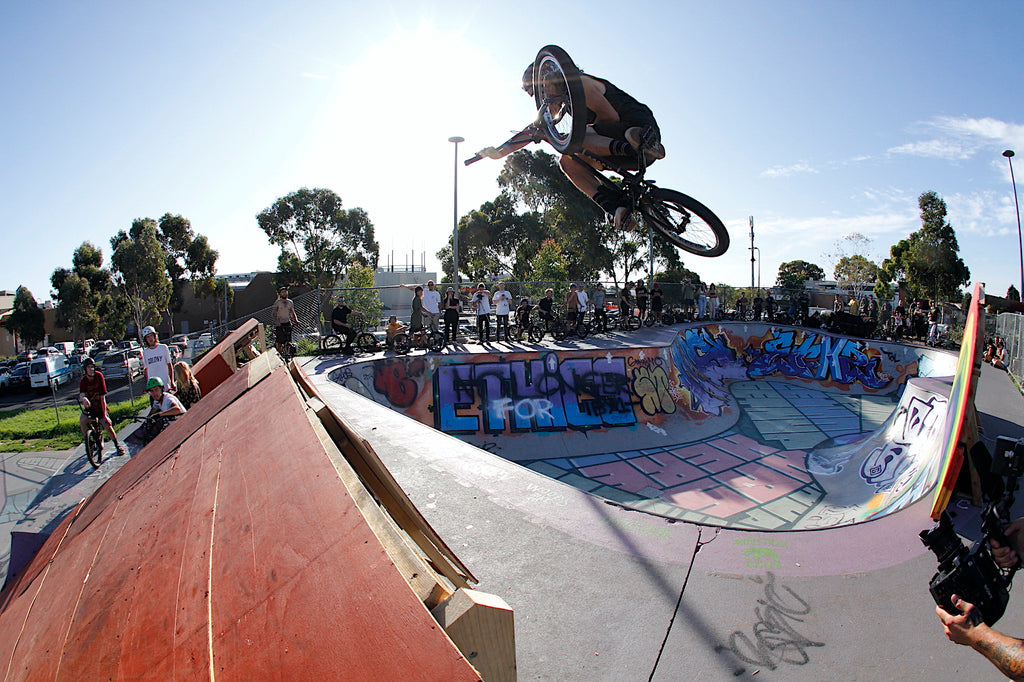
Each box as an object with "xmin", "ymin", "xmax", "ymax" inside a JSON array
[{"xmin": 3, "ymin": 1, "xmax": 1023, "ymax": 303}]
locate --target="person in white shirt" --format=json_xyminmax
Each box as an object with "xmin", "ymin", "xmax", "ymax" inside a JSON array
[
  {"xmin": 141, "ymin": 325, "xmax": 175, "ymax": 393},
  {"xmin": 421, "ymin": 280, "xmax": 442, "ymax": 332},
  {"xmin": 492, "ymin": 282, "xmax": 513, "ymax": 342},
  {"xmin": 471, "ymin": 283, "xmax": 492, "ymax": 343},
  {"xmin": 575, "ymin": 286, "xmax": 590, "ymax": 327}
]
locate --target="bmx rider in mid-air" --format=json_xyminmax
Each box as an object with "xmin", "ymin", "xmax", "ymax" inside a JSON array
[{"xmin": 479, "ymin": 60, "xmax": 665, "ymax": 231}]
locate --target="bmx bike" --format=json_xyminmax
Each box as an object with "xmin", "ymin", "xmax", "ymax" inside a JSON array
[
  {"xmin": 82, "ymin": 409, "xmax": 104, "ymax": 469},
  {"xmin": 321, "ymin": 313, "xmax": 381, "ymax": 354},
  {"xmin": 467, "ymin": 44, "xmax": 730, "ymax": 258},
  {"xmin": 392, "ymin": 327, "xmax": 446, "ymax": 354}
]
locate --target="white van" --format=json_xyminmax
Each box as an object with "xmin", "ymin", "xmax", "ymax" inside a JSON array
[
  {"xmin": 53, "ymin": 341, "xmax": 76, "ymax": 356},
  {"xmin": 29, "ymin": 354, "xmax": 74, "ymax": 390}
]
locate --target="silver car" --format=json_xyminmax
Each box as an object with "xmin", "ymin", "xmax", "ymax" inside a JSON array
[{"xmin": 98, "ymin": 349, "xmax": 143, "ymax": 381}]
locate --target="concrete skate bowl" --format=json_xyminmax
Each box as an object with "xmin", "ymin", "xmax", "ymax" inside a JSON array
[{"xmin": 329, "ymin": 323, "xmax": 959, "ymax": 531}]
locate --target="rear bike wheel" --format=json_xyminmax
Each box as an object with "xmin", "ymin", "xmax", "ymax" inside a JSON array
[
  {"xmin": 552, "ymin": 321, "xmax": 567, "ymax": 341},
  {"xmin": 85, "ymin": 427, "xmax": 103, "ymax": 468},
  {"xmin": 575, "ymin": 321, "xmax": 589, "ymax": 339},
  {"xmin": 625, "ymin": 314, "xmax": 642, "ymax": 331},
  {"xmin": 533, "ymin": 45, "xmax": 587, "ymax": 154},
  {"xmin": 321, "ymin": 334, "xmax": 342, "ymax": 353},
  {"xmin": 528, "ymin": 325, "xmax": 545, "ymax": 343},
  {"xmin": 427, "ymin": 331, "xmax": 446, "ymax": 352},
  {"xmin": 354, "ymin": 332, "xmax": 377, "ymax": 353},
  {"xmin": 640, "ymin": 187, "xmax": 730, "ymax": 257}
]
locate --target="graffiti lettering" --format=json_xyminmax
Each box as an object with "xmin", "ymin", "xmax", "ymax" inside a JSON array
[
  {"xmin": 746, "ymin": 329, "xmax": 891, "ymax": 389},
  {"xmin": 631, "ymin": 365, "xmax": 676, "ymax": 416},
  {"xmin": 433, "ymin": 353, "xmax": 636, "ymax": 435},
  {"xmin": 716, "ymin": 572, "xmax": 824, "ymax": 672},
  {"xmin": 671, "ymin": 328, "xmax": 741, "ymax": 415}
]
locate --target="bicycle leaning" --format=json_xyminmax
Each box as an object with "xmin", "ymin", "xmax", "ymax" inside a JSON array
[{"xmin": 467, "ymin": 44, "xmax": 730, "ymax": 259}]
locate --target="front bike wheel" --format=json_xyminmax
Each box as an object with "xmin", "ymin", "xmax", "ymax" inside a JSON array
[
  {"xmin": 533, "ymin": 45, "xmax": 586, "ymax": 154},
  {"xmin": 355, "ymin": 332, "xmax": 378, "ymax": 353},
  {"xmin": 85, "ymin": 429, "xmax": 103, "ymax": 468},
  {"xmin": 552, "ymin": 322, "xmax": 567, "ymax": 341},
  {"xmin": 393, "ymin": 334, "xmax": 411, "ymax": 355},
  {"xmin": 528, "ymin": 325, "xmax": 545, "ymax": 343},
  {"xmin": 640, "ymin": 187, "xmax": 730, "ymax": 257}
]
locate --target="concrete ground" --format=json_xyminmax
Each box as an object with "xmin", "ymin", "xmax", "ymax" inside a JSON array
[{"xmin": 300, "ymin": 334, "xmax": 1024, "ymax": 681}]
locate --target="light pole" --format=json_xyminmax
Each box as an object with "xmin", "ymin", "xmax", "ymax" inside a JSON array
[
  {"xmin": 1004, "ymin": 150, "xmax": 1022, "ymax": 297},
  {"xmin": 752, "ymin": 246, "xmax": 761, "ymax": 291},
  {"xmin": 748, "ymin": 216, "xmax": 755, "ymax": 292},
  {"xmin": 449, "ymin": 136, "xmax": 464, "ymax": 287}
]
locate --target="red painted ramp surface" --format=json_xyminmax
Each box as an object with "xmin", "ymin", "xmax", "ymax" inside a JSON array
[{"xmin": 0, "ymin": 364, "xmax": 479, "ymax": 681}]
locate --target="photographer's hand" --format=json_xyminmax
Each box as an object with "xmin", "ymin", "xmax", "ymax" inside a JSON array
[
  {"xmin": 996, "ymin": 519, "xmax": 1024, "ymax": 568},
  {"xmin": 939, "ymin": 595, "xmax": 1024, "ymax": 680}
]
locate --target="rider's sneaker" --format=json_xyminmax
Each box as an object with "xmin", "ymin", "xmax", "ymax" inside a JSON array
[
  {"xmin": 115, "ymin": 441, "xmax": 126, "ymax": 456},
  {"xmin": 626, "ymin": 126, "xmax": 666, "ymax": 161},
  {"xmin": 614, "ymin": 206, "xmax": 636, "ymax": 231}
]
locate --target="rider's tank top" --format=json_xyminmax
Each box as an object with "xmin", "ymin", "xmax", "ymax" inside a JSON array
[{"xmin": 586, "ymin": 76, "xmax": 658, "ymax": 129}]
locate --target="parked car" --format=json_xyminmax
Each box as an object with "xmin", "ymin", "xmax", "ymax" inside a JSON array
[
  {"xmin": 16, "ymin": 350, "xmax": 36, "ymax": 363},
  {"xmin": 98, "ymin": 350, "xmax": 143, "ymax": 381},
  {"xmin": 90, "ymin": 340, "xmax": 114, "ymax": 357},
  {"xmin": 116, "ymin": 340, "xmax": 141, "ymax": 352},
  {"xmin": 67, "ymin": 353, "xmax": 86, "ymax": 379},
  {"xmin": 36, "ymin": 347, "xmax": 62, "ymax": 357},
  {"xmin": 0, "ymin": 367, "xmax": 9, "ymax": 393},
  {"xmin": 7, "ymin": 363, "xmax": 30, "ymax": 392},
  {"xmin": 29, "ymin": 354, "xmax": 74, "ymax": 390}
]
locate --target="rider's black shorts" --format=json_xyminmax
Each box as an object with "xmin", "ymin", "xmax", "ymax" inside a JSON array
[{"xmin": 275, "ymin": 323, "xmax": 292, "ymax": 344}]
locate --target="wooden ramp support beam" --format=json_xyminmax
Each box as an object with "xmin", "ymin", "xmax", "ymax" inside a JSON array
[{"xmin": 432, "ymin": 588, "xmax": 517, "ymax": 682}]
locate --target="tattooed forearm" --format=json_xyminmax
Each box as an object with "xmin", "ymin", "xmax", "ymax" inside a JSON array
[{"xmin": 975, "ymin": 635, "xmax": 1024, "ymax": 680}]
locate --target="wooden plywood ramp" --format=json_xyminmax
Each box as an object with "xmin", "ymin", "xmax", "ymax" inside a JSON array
[{"xmin": 0, "ymin": 331, "xmax": 515, "ymax": 681}]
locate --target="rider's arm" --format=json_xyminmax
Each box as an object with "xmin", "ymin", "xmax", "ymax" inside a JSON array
[
  {"xmin": 580, "ymin": 75, "xmax": 618, "ymax": 123},
  {"xmin": 476, "ymin": 126, "xmax": 543, "ymax": 159}
]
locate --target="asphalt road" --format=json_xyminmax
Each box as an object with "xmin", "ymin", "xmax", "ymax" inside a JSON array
[{"xmin": 0, "ymin": 372, "xmax": 149, "ymax": 413}]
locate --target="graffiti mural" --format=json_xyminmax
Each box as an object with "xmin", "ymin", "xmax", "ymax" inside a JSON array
[
  {"xmin": 744, "ymin": 328, "xmax": 892, "ymax": 389},
  {"xmin": 331, "ymin": 321, "xmax": 960, "ymax": 531},
  {"xmin": 433, "ymin": 352, "xmax": 636, "ymax": 435}
]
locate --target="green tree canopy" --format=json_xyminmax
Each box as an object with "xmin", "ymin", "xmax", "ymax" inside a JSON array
[
  {"xmin": 257, "ymin": 188, "xmax": 379, "ymax": 289},
  {"xmin": 775, "ymin": 260, "xmax": 825, "ymax": 289},
  {"xmin": 111, "ymin": 218, "xmax": 172, "ymax": 335},
  {"xmin": 51, "ymin": 242, "xmax": 113, "ymax": 339},
  {"xmin": 157, "ymin": 213, "xmax": 220, "ymax": 331},
  {"xmin": 3, "ymin": 286, "xmax": 46, "ymax": 349},
  {"xmin": 834, "ymin": 254, "xmax": 879, "ymax": 295},
  {"xmin": 877, "ymin": 191, "xmax": 970, "ymax": 302},
  {"xmin": 1007, "ymin": 284, "xmax": 1020, "ymax": 303}
]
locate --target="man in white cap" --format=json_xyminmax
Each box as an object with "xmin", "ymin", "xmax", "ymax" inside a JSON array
[{"xmin": 141, "ymin": 325, "xmax": 175, "ymax": 393}]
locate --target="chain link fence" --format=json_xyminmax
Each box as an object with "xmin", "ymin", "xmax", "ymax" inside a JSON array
[{"xmin": 996, "ymin": 312, "xmax": 1024, "ymax": 385}]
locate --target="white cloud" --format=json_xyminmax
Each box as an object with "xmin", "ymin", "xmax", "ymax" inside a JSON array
[
  {"xmin": 889, "ymin": 116, "xmax": 1024, "ymax": 160},
  {"xmin": 887, "ymin": 139, "xmax": 973, "ymax": 160},
  {"xmin": 759, "ymin": 161, "xmax": 819, "ymax": 178}
]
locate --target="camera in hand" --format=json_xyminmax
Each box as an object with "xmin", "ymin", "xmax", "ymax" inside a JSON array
[{"xmin": 921, "ymin": 435, "xmax": 1024, "ymax": 626}]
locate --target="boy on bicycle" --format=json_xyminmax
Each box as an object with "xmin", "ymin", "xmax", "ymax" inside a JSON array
[
  {"xmin": 78, "ymin": 357, "xmax": 127, "ymax": 455},
  {"xmin": 477, "ymin": 60, "xmax": 664, "ymax": 230},
  {"xmin": 385, "ymin": 315, "xmax": 407, "ymax": 348}
]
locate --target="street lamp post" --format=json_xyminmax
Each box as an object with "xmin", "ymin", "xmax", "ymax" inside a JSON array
[
  {"xmin": 1004, "ymin": 150, "xmax": 1023, "ymax": 297},
  {"xmin": 749, "ymin": 216, "xmax": 755, "ymax": 292},
  {"xmin": 449, "ymin": 136, "xmax": 464, "ymax": 287},
  {"xmin": 752, "ymin": 246, "xmax": 761, "ymax": 291}
]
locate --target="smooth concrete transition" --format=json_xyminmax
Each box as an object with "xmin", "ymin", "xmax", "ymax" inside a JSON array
[{"xmin": 303, "ymin": 322, "xmax": 1024, "ymax": 681}]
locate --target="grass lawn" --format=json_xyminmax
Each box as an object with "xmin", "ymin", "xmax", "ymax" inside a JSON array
[{"xmin": 0, "ymin": 397, "xmax": 150, "ymax": 452}]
